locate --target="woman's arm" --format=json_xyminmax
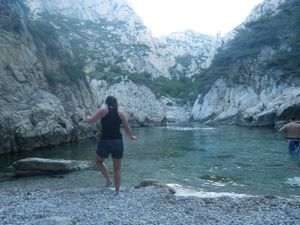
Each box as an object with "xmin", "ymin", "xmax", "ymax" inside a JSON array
[
  {"xmin": 118, "ymin": 112, "xmax": 136, "ymax": 140},
  {"xmin": 279, "ymin": 124, "xmax": 287, "ymax": 137},
  {"xmin": 85, "ymin": 109, "xmax": 107, "ymax": 124}
]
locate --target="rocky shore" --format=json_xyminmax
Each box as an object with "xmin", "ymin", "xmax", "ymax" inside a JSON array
[{"xmin": 1, "ymin": 183, "xmax": 300, "ymax": 225}]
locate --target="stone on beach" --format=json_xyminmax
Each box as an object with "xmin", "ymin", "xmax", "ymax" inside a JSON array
[
  {"xmin": 31, "ymin": 216, "xmax": 75, "ymax": 225},
  {"xmin": 135, "ymin": 179, "xmax": 176, "ymax": 194}
]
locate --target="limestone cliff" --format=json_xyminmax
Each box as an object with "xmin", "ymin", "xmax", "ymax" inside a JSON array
[
  {"xmin": 2, "ymin": 0, "xmax": 298, "ymax": 155},
  {"xmin": 0, "ymin": 0, "xmax": 174, "ymax": 154},
  {"xmin": 224, "ymin": 0, "xmax": 286, "ymax": 42},
  {"xmin": 191, "ymin": 0, "xmax": 300, "ymax": 126},
  {"xmin": 191, "ymin": 76, "xmax": 300, "ymax": 126},
  {"xmin": 24, "ymin": 0, "xmax": 220, "ymax": 79}
]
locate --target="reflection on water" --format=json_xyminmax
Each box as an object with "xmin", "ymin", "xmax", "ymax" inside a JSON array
[{"xmin": 1, "ymin": 124, "xmax": 300, "ymax": 198}]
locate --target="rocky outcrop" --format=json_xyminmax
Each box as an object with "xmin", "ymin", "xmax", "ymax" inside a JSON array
[
  {"xmin": 90, "ymin": 79, "xmax": 165, "ymax": 126},
  {"xmin": 191, "ymin": 0, "xmax": 300, "ymax": 126},
  {"xmin": 0, "ymin": 0, "xmax": 190, "ymax": 154},
  {"xmin": 152, "ymin": 31, "xmax": 222, "ymax": 78},
  {"xmin": 191, "ymin": 75, "xmax": 300, "ymax": 126},
  {"xmin": 0, "ymin": 1, "xmax": 98, "ymax": 154},
  {"xmin": 1, "ymin": 0, "xmax": 295, "ymax": 155},
  {"xmin": 0, "ymin": 61, "xmax": 97, "ymax": 154},
  {"xmin": 24, "ymin": 0, "xmax": 220, "ymax": 79},
  {"xmin": 224, "ymin": 0, "xmax": 286, "ymax": 42}
]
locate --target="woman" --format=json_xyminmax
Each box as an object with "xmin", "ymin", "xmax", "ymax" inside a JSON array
[{"xmin": 86, "ymin": 96, "xmax": 136, "ymax": 193}]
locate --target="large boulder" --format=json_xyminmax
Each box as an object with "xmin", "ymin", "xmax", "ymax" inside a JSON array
[{"xmin": 12, "ymin": 158, "xmax": 92, "ymax": 177}]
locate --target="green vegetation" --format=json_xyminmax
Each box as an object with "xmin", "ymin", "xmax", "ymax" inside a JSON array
[
  {"xmin": 61, "ymin": 61, "xmax": 86, "ymax": 82},
  {"xmin": 87, "ymin": 64, "xmax": 196, "ymax": 100},
  {"xmin": 191, "ymin": 0, "xmax": 300, "ymax": 93},
  {"xmin": 258, "ymin": 2, "xmax": 296, "ymax": 62},
  {"xmin": 26, "ymin": 13, "xmax": 88, "ymax": 85},
  {"xmin": 27, "ymin": 0, "xmax": 300, "ymax": 102},
  {"xmin": 24, "ymin": 10, "xmax": 202, "ymax": 100},
  {"xmin": 264, "ymin": 0, "xmax": 300, "ymax": 75},
  {"xmin": 150, "ymin": 76, "xmax": 193, "ymax": 99},
  {"xmin": 176, "ymin": 54, "xmax": 193, "ymax": 68},
  {"xmin": 45, "ymin": 61, "xmax": 86, "ymax": 85},
  {"xmin": 2, "ymin": 16, "xmax": 23, "ymax": 34},
  {"xmin": 0, "ymin": 0, "xmax": 27, "ymax": 34},
  {"xmin": 45, "ymin": 71, "xmax": 69, "ymax": 85},
  {"xmin": 27, "ymin": 19, "xmax": 62, "ymax": 57}
]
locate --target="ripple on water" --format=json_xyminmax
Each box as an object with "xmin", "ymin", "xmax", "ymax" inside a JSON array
[
  {"xmin": 286, "ymin": 177, "xmax": 300, "ymax": 187},
  {"xmin": 266, "ymin": 163, "xmax": 286, "ymax": 168},
  {"xmin": 208, "ymin": 154, "xmax": 234, "ymax": 160},
  {"xmin": 234, "ymin": 162, "xmax": 252, "ymax": 168},
  {"xmin": 162, "ymin": 127, "xmax": 217, "ymax": 131},
  {"xmin": 196, "ymin": 148, "xmax": 207, "ymax": 152},
  {"xmin": 199, "ymin": 175, "xmax": 238, "ymax": 183}
]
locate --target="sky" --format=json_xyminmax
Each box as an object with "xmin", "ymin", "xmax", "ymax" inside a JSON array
[{"xmin": 126, "ymin": 0, "xmax": 264, "ymax": 37}]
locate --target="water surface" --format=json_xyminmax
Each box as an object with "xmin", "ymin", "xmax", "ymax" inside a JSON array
[{"xmin": 1, "ymin": 125, "xmax": 300, "ymax": 198}]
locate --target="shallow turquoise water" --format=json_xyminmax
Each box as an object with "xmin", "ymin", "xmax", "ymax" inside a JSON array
[{"xmin": 1, "ymin": 125, "xmax": 300, "ymax": 197}]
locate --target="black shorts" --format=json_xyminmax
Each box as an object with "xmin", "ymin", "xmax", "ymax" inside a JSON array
[{"xmin": 96, "ymin": 139, "xmax": 124, "ymax": 159}]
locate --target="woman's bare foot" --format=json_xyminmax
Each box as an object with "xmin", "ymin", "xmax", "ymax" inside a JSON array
[{"xmin": 106, "ymin": 180, "xmax": 112, "ymax": 187}]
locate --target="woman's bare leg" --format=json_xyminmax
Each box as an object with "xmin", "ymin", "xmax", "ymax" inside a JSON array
[
  {"xmin": 96, "ymin": 155, "xmax": 112, "ymax": 187},
  {"xmin": 112, "ymin": 159, "xmax": 122, "ymax": 192}
]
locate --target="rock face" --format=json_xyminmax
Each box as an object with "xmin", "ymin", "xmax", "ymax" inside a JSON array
[
  {"xmin": 90, "ymin": 79, "xmax": 165, "ymax": 126},
  {"xmin": 1, "ymin": 0, "xmax": 297, "ymax": 154},
  {"xmin": 24, "ymin": 0, "xmax": 221, "ymax": 78},
  {"xmin": 191, "ymin": 76, "xmax": 300, "ymax": 126},
  {"xmin": 0, "ymin": 0, "xmax": 191, "ymax": 154},
  {"xmin": 153, "ymin": 31, "xmax": 222, "ymax": 78},
  {"xmin": 191, "ymin": 0, "xmax": 300, "ymax": 126},
  {"xmin": 224, "ymin": 0, "xmax": 286, "ymax": 42},
  {"xmin": 0, "ymin": 0, "xmax": 101, "ymax": 154}
]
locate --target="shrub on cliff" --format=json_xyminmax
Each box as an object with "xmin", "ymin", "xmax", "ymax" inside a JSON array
[{"xmin": 192, "ymin": 0, "xmax": 300, "ymax": 92}]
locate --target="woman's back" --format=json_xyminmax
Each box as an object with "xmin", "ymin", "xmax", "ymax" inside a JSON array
[{"xmin": 101, "ymin": 108, "xmax": 122, "ymax": 140}]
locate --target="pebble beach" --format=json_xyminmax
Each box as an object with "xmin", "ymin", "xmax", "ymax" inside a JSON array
[{"xmin": 1, "ymin": 183, "xmax": 300, "ymax": 225}]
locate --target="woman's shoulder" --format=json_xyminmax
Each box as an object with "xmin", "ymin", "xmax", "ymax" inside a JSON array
[
  {"xmin": 117, "ymin": 111, "xmax": 126, "ymax": 119},
  {"xmin": 99, "ymin": 108, "xmax": 108, "ymax": 112},
  {"xmin": 97, "ymin": 108, "xmax": 108, "ymax": 118}
]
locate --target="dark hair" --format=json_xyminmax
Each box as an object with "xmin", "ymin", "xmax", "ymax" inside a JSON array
[
  {"xmin": 105, "ymin": 96, "xmax": 118, "ymax": 108},
  {"xmin": 290, "ymin": 116, "xmax": 296, "ymax": 121}
]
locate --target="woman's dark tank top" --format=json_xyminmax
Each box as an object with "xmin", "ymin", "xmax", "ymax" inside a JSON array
[{"xmin": 100, "ymin": 108, "xmax": 122, "ymax": 140}]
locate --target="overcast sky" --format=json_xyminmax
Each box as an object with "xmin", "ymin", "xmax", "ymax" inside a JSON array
[{"xmin": 126, "ymin": 0, "xmax": 264, "ymax": 37}]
